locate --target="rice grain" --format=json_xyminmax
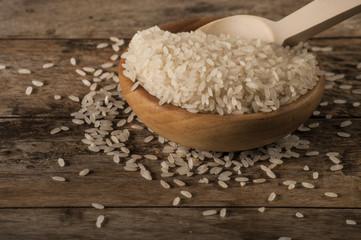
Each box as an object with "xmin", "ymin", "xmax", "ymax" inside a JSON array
[
  {"xmin": 180, "ymin": 190, "xmax": 192, "ymax": 198},
  {"xmin": 43, "ymin": 63, "xmax": 54, "ymax": 69},
  {"xmin": 96, "ymin": 215, "xmax": 105, "ymax": 228},
  {"xmin": 92, "ymin": 203, "xmax": 104, "ymax": 209},
  {"xmin": 25, "ymin": 86, "xmax": 33, "ymax": 95},
  {"xmin": 202, "ymin": 210, "xmax": 217, "ymax": 216},
  {"xmin": 79, "ymin": 168, "xmax": 90, "ymax": 176},
  {"xmin": 52, "ymin": 176, "xmax": 66, "ymax": 182},
  {"xmin": 18, "ymin": 69, "xmax": 31, "ymax": 74},
  {"xmin": 57, "ymin": 158, "xmax": 65, "ymax": 167}
]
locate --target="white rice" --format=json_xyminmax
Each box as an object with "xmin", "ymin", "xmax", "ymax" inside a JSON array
[
  {"xmin": 302, "ymin": 182, "xmax": 315, "ymax": 189},
  {"xmin": 101, "ymin": 62, "xmax": 113, "ymax": 68},
  {"xmin": 68, "ymin": 95, "xmax": 80, "ymax": 102},
  {"xmin": 61, "ymin": 126, "xmax": 69, "ymax": 131},
  {"xmin": 92, "ymin": 202, "xmax": 105, "ymax": 209},
  {"xmin": 160, "ymin": 180, "xmax": 171, "ymax": 189},
  {"xmin": 330, "ymin": 164, "xmax": 343, "ymax": 171},
  {"xmin": 306, "ymin": 151, "xmax": 319, "ymax": 156},
  {"xmin": 173, "ymin": 179, "xmax": 186, "ymax": 186},
  {"xmin": 295, "ymin": 212, "xmax": 304, "ymax": 218},
  {"xmin": 340, "ymin": 120, "xmax": 352, "ymax": 128},
  {"xmin": 50, "ymin": 127, "xmax": 61, "ymax": 135},
  {"xmin": 43, "ymin": 63, "xmax": 54, "ymax": 69},
  {"xmin": 353, "ymin": 102, "xmax": 360, "ymax": 107},
  {"xmin": 54, "ymin": 95, "xmax": 61, "ymax": 100},
  {"xmin": 324, "ymin": 192, "xmax": 338, "ymax": 198},
  {"xmin": 111, "ymin": 54, "xmax": 119, "ymax": 61},
  {"xmin": 96, "ymin": 215, "xmax": 105, "ymax": 228},
  {"xmin": 97, "ymin": 43, "xmax": 108, "ymax": 49},
  {"xmin": 339, "ymin": 84, "xmax": 352, "ymax": 90},
  {"xmin": 220, "ymin": 208, "xmax": 227, "ymax": 217},
  {"xmin": 122, "ymin": 26, "xmax": 321, "ymax": 115},
  {"xmin": 79, "ymin": 168, "xmax": 90, "ymax": 176},
  {"xmin": 258, "ymin": 207, "xmax": 265, "ymax": 213},
  {"xmin": 268, "ymin": 192, "xmax": 276, "ymax": 201},
  {"xmin": 70, "ymin": 58, "xmax": 76, "ymax": 66},
  {"xmin": 144, "ymin": 136, "xmax": 154, "ymax": 143},
  {"xmin": 110, "ymin": 36, "xmax": 120, "ymax": 42},
  {"xmin": 94, "ymin": 69, "xmax": 103, "ymax": 77},
  {"xmin": 283, "ymin": 180, "xmax": 296, "ymax": 185},
  {"xmin": 303, "ymin": 165, "xmax": 310, "ymax": 171},
  {"xmin": 112, "ymin": 44, "xmax": 120, "ymax": 52},
  {"xmin": 218, "ymin": 180, "xmax": 228, "ymax": 188},
  {"xmin": 75, "ymin": 69, "xmax": 86, "ymax": 76},
  {"xmin": 312, "ymin": 111, "xmax": 320, "ymax": 116},
  {"xmin": 18, "ymin": 68, "xmax": 31, "ymax": 74},
  {"xmin": 144, "ymin": 154, "xmax": 157, "ymax": 160},
  {"xmin": 326, "ymin": 152, "xmax": 339, "ymax": 157},
  {"xmin": 180, "ymin": 190, "xmax": 192, "ymax": 198},
  {"xmin": 326, "ymin": 74, "xmax": 344, "ymax": 81},
  {"xmin": 346, "ymin": 219, "xmax": 357, "ymax": 225},
  {"xmin": 52, "ymin": 176, "xmax": 66, "ymax": 182},
  {"xmin": 57, "ymin": 158, "xmax": 65, "ymax": 167},
  {"xmin": 337, "ymin": 132, "xmax": 350, "ymax": 138},
  {"xmin": 172, "ymin": 197, "xmax": 180, "ymax": 206},
  {"xmin": 0, "ymin": 64, "xmax": 6, "ymax": 70},
  {"xmin": 25, "ymin": 86, "xmax": 33, "ymax": 95},
  {"xmin": 83, "ymin": 67, "xmax": 95, "ymax": 73},
  {"xmin": 312, "ymin": 172, "xmax": 319, "ymax": 179},
  {"xmin": 329, "ymin": 156, "xmax": 341, "ymax": 164},
  {"xmin": 82, "ymin": 79, "xmax": 91, "ymax": 86},
  {"xmin": 333, "ymin": 99, "xmax": 347, "ymax": 104},
  {"xmin": 72, "ymin": 119, "xmax": 85, "ymax": 125},
  {"xmin": 278, "ymin": 237, "xmax": 292, "ymax": 240},
  {"xmin": 253, "ymin": 178, "xmax": 266, "ymax": 184},
  {"xmin": 308, "ymin": 123, "xmax": 319, "ymax": 128},
  {"xmin": 32, "ymin": 80, "xmax": 44, "ymax": 87},
  {"xmin": 202, "ymin": 210, "xmax": 217, "ymax": 216}
]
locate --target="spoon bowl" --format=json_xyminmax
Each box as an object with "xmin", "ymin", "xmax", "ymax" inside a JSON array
[{"xmin": 118, "ymin": 18, "xmax": 325, "ymax": 152}]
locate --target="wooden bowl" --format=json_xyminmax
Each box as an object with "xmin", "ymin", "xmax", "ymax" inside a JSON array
[{"xmin": 118, "ymin": 18, "xmax": 325, "ymax": 152}]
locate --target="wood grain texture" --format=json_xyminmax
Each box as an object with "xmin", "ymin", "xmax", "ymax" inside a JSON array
[
  {"xmin": 1, "ymin": 118, "xmax": 360, "ymax": 208},
  {"xmin": 1, "ymin": 1, "xmax": 361, "ymax": 239},
  {"xmin": 0, "ymin": 0, "xmax": 361, "ymax": 39},
  {"xmin": 0, "ymin": 38, "xmax": 360, "ymax": 118},
  {"xmin": 0, "ymin": 208, "xmax": 360, "ymax": 240}
]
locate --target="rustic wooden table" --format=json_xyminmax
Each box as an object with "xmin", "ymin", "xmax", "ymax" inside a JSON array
[{"xmin": 1, "ymin": 0, "xmax": 361, "ymax": 239}]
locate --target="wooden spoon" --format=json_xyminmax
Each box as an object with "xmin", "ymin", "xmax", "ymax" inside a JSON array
[
  {"xmin": 118, "ymin": 18, "xmax": 325, "ymax": 152},
  {"xmin": 198, "ymin": 0, "xmax": 361, "ymax": 46}
]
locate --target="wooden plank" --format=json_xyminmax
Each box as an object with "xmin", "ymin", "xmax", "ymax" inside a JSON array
[
  {"xmin": 0, "ymin": 0, "xmax": 361, "ymax": 39},
  {"xmin": 0, "ymin": 118, "xmax": 360, "ymax": 208},
  {"xmin": 0, "ymin": 207, "xmax": 360, "ymax": 240},
  {"xmin": 0, "ymin": 38, "xmax": 361, "ymax": 118}
]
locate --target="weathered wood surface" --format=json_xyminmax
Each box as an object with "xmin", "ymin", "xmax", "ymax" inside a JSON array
[
  {"xmin": 1, "ymin": 0, "xmax": 361, "ymax": 39},
  {"xmin": 0, "ymin": 208, "xmax": 360, "ymax": 240},
  {"xmin": 0, "ymin": 38, "xmax": 361, "ymax": 118},
  {"xmin": 1, "ymin": 0, "xmax": 361, "ymax": 239},
  {"xmin": 0, "ymin": 118, "xmax": 360, "ymax": 208}
]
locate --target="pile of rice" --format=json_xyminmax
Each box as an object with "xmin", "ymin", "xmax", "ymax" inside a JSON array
[{"xmin": 122, "ymin": 26, "xmax": 322, "ymax": 115}]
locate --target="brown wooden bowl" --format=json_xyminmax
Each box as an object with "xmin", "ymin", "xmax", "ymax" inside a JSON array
[{"xmin": 118, "ymin": 18, "xmax": 325, "ymax": 152}]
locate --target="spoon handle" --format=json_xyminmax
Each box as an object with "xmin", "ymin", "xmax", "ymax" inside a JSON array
[{"xmin": 275, "ymin": 0, "xmax": 361, "ymax": 46}]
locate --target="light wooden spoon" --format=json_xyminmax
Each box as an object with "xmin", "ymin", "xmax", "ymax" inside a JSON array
[
  {"xmin": 198, "ymin": 0, "xmax": 361, "ymax": 46},
  {"xmin": 119, "ymin": 18, "xmax": 326, "ymax": 152}
]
